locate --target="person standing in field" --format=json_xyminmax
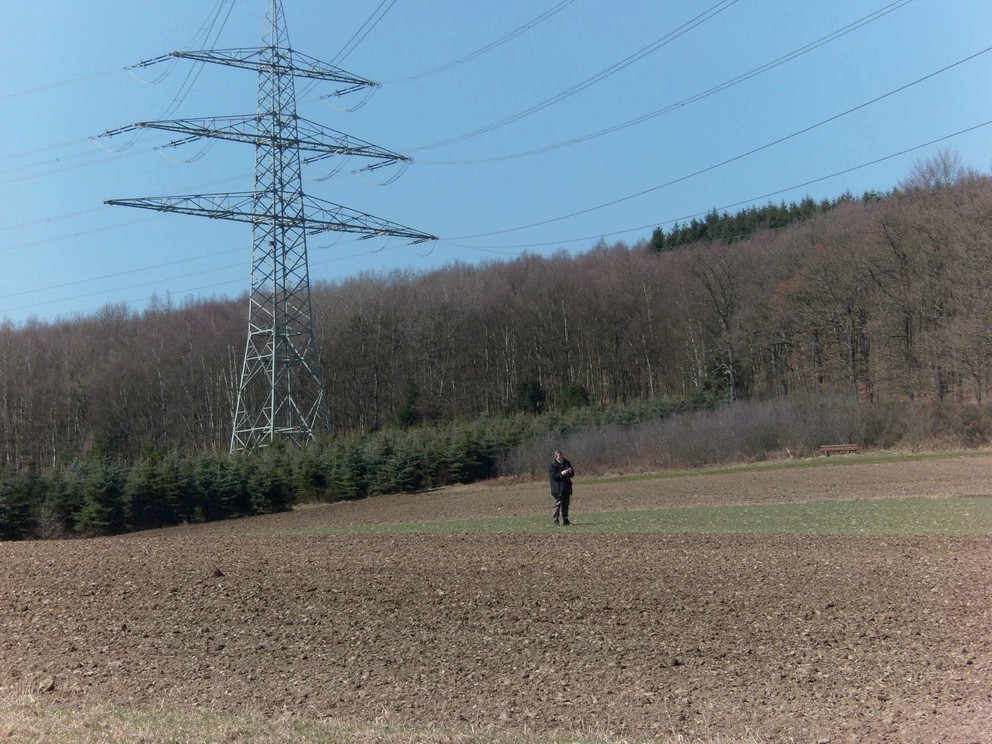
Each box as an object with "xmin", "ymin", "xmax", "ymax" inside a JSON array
[{"xmin": 549, "ymin": 450, "xmax": 574, "ymax": 526}]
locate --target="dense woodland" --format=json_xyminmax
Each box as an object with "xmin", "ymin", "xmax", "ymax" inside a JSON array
[
  {"xmin": 3, "ymin": 152, "xmax": 992, "ymax": 538},
  {"xmin": 2, "ymin": 153, "xmax": 992, "ymax": 471}
]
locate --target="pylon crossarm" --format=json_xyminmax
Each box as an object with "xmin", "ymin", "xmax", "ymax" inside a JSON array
[
  {"xmin": 141, "ymin": 116, "xmax": 260, "ymax": 143},
  {"xmin": 302, "ymin": 195, "xmax": 438, "ymax": 243},
  {"xmin": 98, "ymin": 124, "xmax": 143, "ymax": 139},
  {"xmin": 106, "ymin": 192, "xmax": 438, "ymax": 243},
  {"xmin": 126, "ymin": 54, "xmax": 175, "ymax": 70},
  {"xmin": 98, "ymin": 117, "xmax": 257, "ymax": 147},
  {"xmin": 101, "ymin": 116, "xmax": 409, "ymax": 166},
  {"xmin": 170, "ymin": 48, "xmax": 377, "ymax": 93},
  {"xmin": 105, "ymin": 193, "xmax": 257, "ymax": 224},
  {"xmin": 294, "ymin": 118, "xmax": 409, "ymax": 165},
  {"xmin": 161, "ymin": 135, "xmax": 202, "ymax": 149}
]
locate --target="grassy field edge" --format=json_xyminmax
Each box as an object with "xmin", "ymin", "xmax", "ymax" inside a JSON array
[{"xmin": 249, "ymin": 496, "xmax": 992, "ymax": 538}]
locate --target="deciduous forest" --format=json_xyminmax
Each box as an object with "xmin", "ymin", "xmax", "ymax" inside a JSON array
[{"xmin": 1, "ymin": 153, "xmax": 991, "ymax": 537}]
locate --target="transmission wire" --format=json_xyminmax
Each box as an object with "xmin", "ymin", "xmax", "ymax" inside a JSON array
[
  {"xmin": 421, "ymin": 0, "xmax": 914, "ymax": 166},
  {"xmin": 407, "ymin": 0, "xmax": 740, "ymax": 152},
  {"xmin": 381, "ymin": 0, "xmax": 579, "ymax": 84},
  {"xmin": 10, "ymin": 116, "xmax": 989, "ymax": 323},
  {"xmin": 332, "ymin": 0, "xmax": 400, "ymax": 66},
  {"xmin": 445, "ymin": 44, "xmax": 992, "ymax": 241},
  {"xmin": 446, "ymin": 118, "xmax": 992, "ymax": 255}
]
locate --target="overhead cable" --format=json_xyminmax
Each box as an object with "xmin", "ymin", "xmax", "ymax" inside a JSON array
[
  {"xmin": 445, "ymin": 45, "xmax": 992, "ymax": 241},
  {"xmin": 447, "ymin": 119, "xmax": 992, "ymax": 253},
  {"xmin": 421, "ymin": 0, "xmax": 914, "ymax": 165},
  {"xmin": 407, "ymin": 0, "xmax": 740, "ymax": 152},
  {"xmin": 381, "ymin": 0, "xmax": 579, "ymax": 84}
]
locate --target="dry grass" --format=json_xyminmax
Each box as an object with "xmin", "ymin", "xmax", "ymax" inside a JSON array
[{"xmin": 0, "ymin": 696, "xmax": 762, "ymax": 744}]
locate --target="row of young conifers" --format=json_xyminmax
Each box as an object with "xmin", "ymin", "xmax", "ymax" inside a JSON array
[{"xmin": 2, "ymin": 391, "xmax": 990, "ymax": 540}]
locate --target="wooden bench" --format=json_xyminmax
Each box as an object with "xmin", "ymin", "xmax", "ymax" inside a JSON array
[{"xmin": 817, "ymin": 443, "xmax": 859, "ymax": 456}]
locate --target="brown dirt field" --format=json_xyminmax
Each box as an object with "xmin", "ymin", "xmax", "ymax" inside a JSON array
[{"xmin": 2, "ymin": 455, "xmax": 991, "ymax": 742}]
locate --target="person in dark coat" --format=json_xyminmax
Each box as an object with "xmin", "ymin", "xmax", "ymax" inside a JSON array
[{"xmin": 549, "ymin": 450, "xmax": 574, "ymax": 526}]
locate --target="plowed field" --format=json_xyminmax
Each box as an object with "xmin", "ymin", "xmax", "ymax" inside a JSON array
[{"xmin": 2, "ymin": 455, "xmax": 991, "ymax": 742}]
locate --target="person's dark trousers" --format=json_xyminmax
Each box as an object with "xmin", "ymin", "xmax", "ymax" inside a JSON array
[{"xmin": 553, "ymin": 495, "xmax": 570, "ymax": 525}]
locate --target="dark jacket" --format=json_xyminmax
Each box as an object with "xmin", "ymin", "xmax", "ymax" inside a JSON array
[{"xmin": 549, "ymin": 458, "xmax": 574, "ymax": 499}]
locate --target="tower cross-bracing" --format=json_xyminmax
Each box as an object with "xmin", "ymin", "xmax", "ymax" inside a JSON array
[{"xmin": 102, "ymin": 0, "xmax": 436, "ymax": 452}]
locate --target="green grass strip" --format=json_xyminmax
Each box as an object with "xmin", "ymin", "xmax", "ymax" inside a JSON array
[
  {"xmin": 256, "ymin": 496, "xmax": 992, "ymax": 538},
  {"xmin": 0, "ymin": 701, "xmax": 635, "ymax": 744}
]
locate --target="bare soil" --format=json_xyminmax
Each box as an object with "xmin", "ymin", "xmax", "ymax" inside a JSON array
[{"xmin": 2, "ymin": 455, "xmax": 991, "ymax": 742}]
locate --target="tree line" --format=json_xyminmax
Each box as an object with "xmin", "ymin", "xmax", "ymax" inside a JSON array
[
  {"xmin": 1, "ymin": 153, "xmax": 990, "ymax": 472},
  {"xmin": 6, "ymin": 385, "xmax": 989, "ymax": 540},
  {"xmin": 0, "ymin": 399, "xmax": 695, "ymax": 539},
  {"xmin": 648, "ymin": 192, "xmax": 883, "ymax": 251}
]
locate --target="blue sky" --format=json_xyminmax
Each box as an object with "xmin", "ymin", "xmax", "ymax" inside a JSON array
[{"xmin": 2, "ymin": 0, "xmax": 990, "ymax": 324}]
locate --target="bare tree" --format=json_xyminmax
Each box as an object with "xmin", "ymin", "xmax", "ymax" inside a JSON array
[{"xmin": 898, "ymin": 148, "xmax": 982, "ymax": 193}]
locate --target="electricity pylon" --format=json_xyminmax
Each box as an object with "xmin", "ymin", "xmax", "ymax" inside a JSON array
[{"xmin": 102, "ymin": 0, "xmax": 436, "ymax": 452}]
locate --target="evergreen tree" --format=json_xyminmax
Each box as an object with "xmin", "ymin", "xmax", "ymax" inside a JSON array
[
  {"xmin": 333, "ymin": 441, "xmax": 369, "ymax": 501},
  {"xmin": 124, "ymin": 457, "xmax": 177, "ymax": 531},
  {"xmin": 74, "ymin": 461, "xmax": 126, "ymax": 536},
  {"xmin": 560, "ymin": 381, "xmax": 591, "ymax": 411},
  {"xmin": 189, "ymin": 453, "xmax": 225, "ymax": 522},
  {"xmin": 513, "ymin": 379, "xmax": 547, "ymax": 414},
  {"xmin": 395, "ymin": 377, "xmax": 423, "ymax": 427},
  {"xmin": 219, "ymin": 454, "xmax": 253, "ymax": 517},
  {"xmin": 248, "ymin": 450, "xmax": 293, "ymax": 513},
  {"xmin": 0, "ymin": 471, "xmax": 37, "ymax": 540},
  {"xmin": 289, "ymin": 447, "xmax": 327, "ymax": 503}
]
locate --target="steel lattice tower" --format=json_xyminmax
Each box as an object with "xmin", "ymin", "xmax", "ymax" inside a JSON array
[{"xmin": 102, "ymin": 0, "xmax": 436, "ymax": 452}]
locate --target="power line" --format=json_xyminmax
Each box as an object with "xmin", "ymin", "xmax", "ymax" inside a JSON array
[
  {"xmin": 445, "ymin": 45, "xmax": 992, "ymax": 241},
  {"xmin": 0, "ymin": 215, "xmax": 161, "ymax": 253},
  {"xmin": 407, "ymin": 0, "xmax": 740, "ymax": 152},
  {"xmin": 0, "ymin": 246, "xmax": 245, "ymax": 302},
  {"xmin": 332, "ymin": 0, "xmax": 400, "ymax": 66},
  {"xmin": 135, "ymin": 0, "xmax": 238, "ymax": 122},
  {"xmin": 445, "ymin": 119, "xmax": 992, "ymax": 255},
  {"xmin": 8, "ymin": 82, "xmax": 986, "ymax": 312},
  {"xmin": 296, "ymin": 0, "xmax": 401, "ymax": 101},
  {"xmin": 6, "ymin": 233, "xmax": 397, "ymax": 323},
  {"xmin": 420, "ymin": 0, "xmax": 914, "ymax": 166},
  {"xmin": 3, "ymin": 4, "xmax": 988, "ymax": 326},
  {"xmin": 0, "ymin": 137, "xmax": 94, "ymax": 163},
  {"xmin": 0, "ymin": 166, "xmax": 257, "ymax": 250},
  {"xmin": 0, "ymin": 4, "xmax": 237, "ymax": 153},
  {"xmin": 19, "ymin": 115, "xmax": 989, "ymax": 323},
  {"xmin": 0, "ymin": 207, "xmax": 104, "ymax": 232},
  {"xmin": 381, "ymin": 0, "xmax": 579, "ymax": 84},
  {"xmin": 0, "ymin": 69, "xmax": 121, "ymax": 101},
  {"xmin": 0, "ymin": 146, "xmax": 146, "ymax": 185},
  {"xmin": 0, "ymin": 1, "xmax": 903, "ymax": 181},
  {"xmin": 0, "ymin": 254, "xmax": 242, "ymax": 317},
  {"xmin": 8, "ymin": 116, "xmax": 988, "ymax": 324}
]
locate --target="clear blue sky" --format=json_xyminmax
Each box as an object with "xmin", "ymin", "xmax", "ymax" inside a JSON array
[{"xmin": 2, "ymin": 0, "xmax": 990, "ymax": 324}]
